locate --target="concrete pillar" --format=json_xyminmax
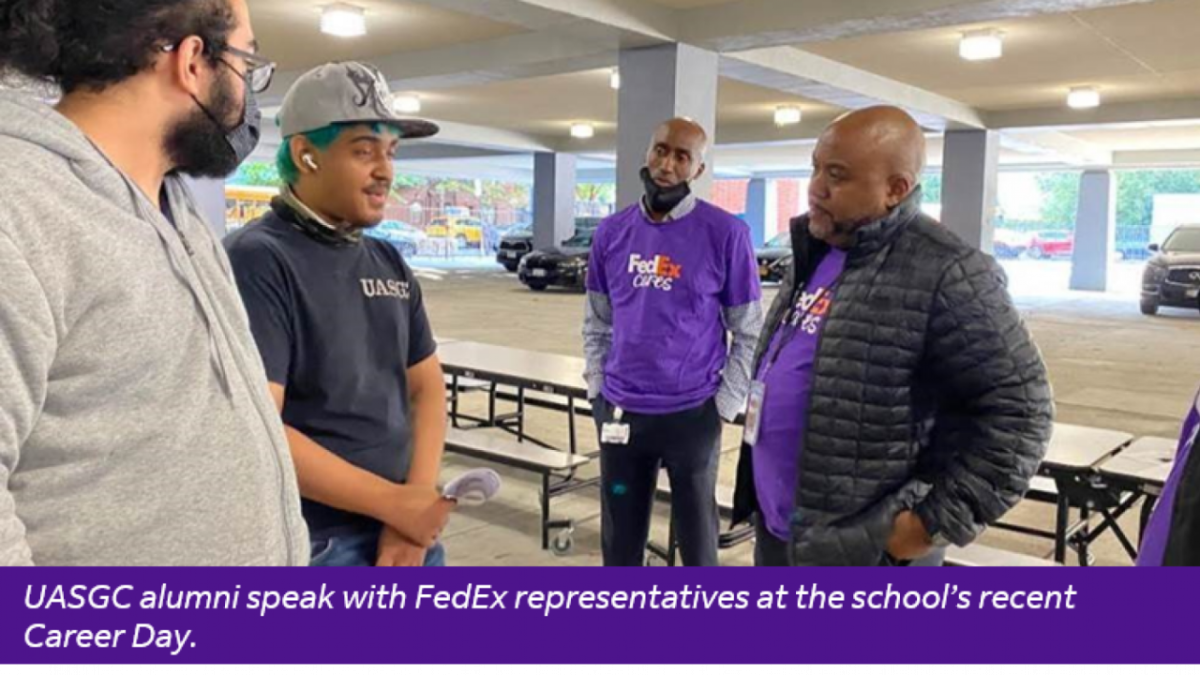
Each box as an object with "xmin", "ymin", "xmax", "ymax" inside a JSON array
[
  {"xmin": 744, "ymin": 177, "xmax": 781, "ymax": 247},
  {"xmin": 532, "ymin": 152, "xmax": 577, "ymax": 250},
  {"xmin": 1070, "ymin": 170, "xmax": 1116, "ymax": 292},
  {"xmin": 941, "ymin": 130, "xmax": 1000, "ymax": 253}
]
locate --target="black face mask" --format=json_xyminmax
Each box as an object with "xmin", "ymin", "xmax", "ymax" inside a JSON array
[
  {"xmin": 192, "ymin": 80, "xmax": 261, "ymax": 169},
  {"xmin": 169, "ymin": 72, "xmax": 260, "ymax": 177},
  {"xmin": 640, "ymin": 166, "xmax": 692, "ymax": 216},
  {"xmin": 167, "ymin": 71, "xmax": 261, "ymax": 178}
]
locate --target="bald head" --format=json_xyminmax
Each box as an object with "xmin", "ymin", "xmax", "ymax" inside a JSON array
[
  {"xmin": 644, "ymin": 117, "xmax": 709, "ymax": 193},
  {"xmin": 807, "ymin": 106, "xmax": 927, "ymax": 248},
  {"xmin": 652, "ymin": 118, "xmax": 709, "ymax": 158},
  {"xmin": 828, "ymin": 106, "xmax": 926, "ymax": 182}
]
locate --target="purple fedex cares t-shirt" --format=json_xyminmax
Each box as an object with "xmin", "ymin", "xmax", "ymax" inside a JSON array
[
  {"xmin": 753, "ymin": 248, "xmax": 847, "ymax": 541},
  {"xmin": 587, "ymin": 201, "xmax": 761, "ymax": 414}
]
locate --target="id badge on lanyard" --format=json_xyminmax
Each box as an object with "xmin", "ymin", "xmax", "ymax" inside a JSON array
[
  {"xmin": 744, "ymin": 281, "xmax": 835, "ymax": 448},
  {"xmin": 743, "ymin": 380, "xmax": 766, "ymax": 447},
  {"xmin": 602, "ymin": 406, "xmax": 632, "ymax": 445}
]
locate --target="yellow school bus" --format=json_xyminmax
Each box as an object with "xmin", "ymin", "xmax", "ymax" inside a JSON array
[
  {"xmin": 426, "ymin": 215, "xmax": 484, "ymax": 248},
  {"xmin": 225, "ymin": 185, "xmax": 279, "ymax": 232}
]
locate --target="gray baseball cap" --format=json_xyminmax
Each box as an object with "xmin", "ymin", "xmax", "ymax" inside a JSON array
[{"xmin": 277, "ymin": 61, "xmax": 439, "ymax": 140}]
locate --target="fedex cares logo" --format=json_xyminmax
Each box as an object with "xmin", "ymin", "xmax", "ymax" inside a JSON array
[
  {"xmin": 628, "ymin": 253, "xmax": 683, "ymax": 291},
  {"xmin": 787, "ymin": 286, "xmax": 834, "ymax": 335}
]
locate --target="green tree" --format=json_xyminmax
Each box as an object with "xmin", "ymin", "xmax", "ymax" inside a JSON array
[
  {"xmin": 1035, "ymin": 172, "xmax": 1081, "ymax": 226},
  {"xmin": 482, "ymin": 180, "xmax": 531, "ymax": 207},
  {"xmin": 1115, "ymin": 170, "xmax": 1200, "ymax": 228},
  {"xmin": 577, "ymin": 183, "xmax": 616, "ymax": 204},
  {"xmin": 392, "ymin": 174, "xmax": 425, "ymax": 191},
  {"xmin": 230, "ymin": 161, "xmax": 280, "ymax": 187},
  {"xmin": 1026, "ymin": 169, "xmax": 1200, "ymax": 231},
  {"xmin": 432, "ymin": 179, "xmax": 475, "ymax": 195}
]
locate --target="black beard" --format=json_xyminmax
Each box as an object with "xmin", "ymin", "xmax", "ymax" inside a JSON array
[
  {"xmin": 833, "ymin": 217, "xmax": 872, "ymax": 237},
  {"xmin": 165, "ymin": 71, "xmax": 241, "ymax": 178}
]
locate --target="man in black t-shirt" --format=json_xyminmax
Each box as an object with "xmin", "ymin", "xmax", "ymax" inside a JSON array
[{"xmin": 225, "ymin": 62, "xmax": 452, "ymax": 566}]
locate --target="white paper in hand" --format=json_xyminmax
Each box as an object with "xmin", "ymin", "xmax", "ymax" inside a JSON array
[{"xmin": 442, "ymin": 468, "xmax": 502, "ymax": 507}]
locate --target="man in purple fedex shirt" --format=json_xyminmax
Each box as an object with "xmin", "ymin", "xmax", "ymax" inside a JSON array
[
  {"xmin": 583, "ymin": 118, "xmax": 764, "ymax": 566},
  {"xmin": 1139, "ymin": 388, "xmax": 1200, "ymax": 566},
  {"xmin": 735, "ymin": 107, "xmax": 1052, "ymax": 566}
]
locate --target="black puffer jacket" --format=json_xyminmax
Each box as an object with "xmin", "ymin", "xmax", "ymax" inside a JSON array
[{"xmin": 732, "ymin": 190, "xmax": 1054, "ymax": 566}]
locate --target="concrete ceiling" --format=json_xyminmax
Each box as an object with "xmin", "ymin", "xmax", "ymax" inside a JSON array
[
  {"xmin": 801, "ymin": 0, "xmax": 1200, "ymax": 111},
  {"xmin": 248, "ymin": 0, "xmax": 525, "ymax": 72},
  {"xmin": 243, "ymin": 0, "xmax": 1200, "ymax": 169}
]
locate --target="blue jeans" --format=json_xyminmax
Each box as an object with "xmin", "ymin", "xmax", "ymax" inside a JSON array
[{"xmin": 309, "ymin": 530, "xmax": 446, "ymax": 567}]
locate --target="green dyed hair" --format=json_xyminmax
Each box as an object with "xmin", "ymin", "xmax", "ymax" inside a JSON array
[{"xmin": 276, "ymin": 122, "xmax": 404, "ymax": 186}]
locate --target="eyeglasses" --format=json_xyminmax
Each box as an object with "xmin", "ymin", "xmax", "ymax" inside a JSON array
[
  {"xmin": 161, "ymin": 40, "xmax": 276, "ymax": 94},
  {"xmin": 221, "ymin": 44, "xmax": 275, "ymax": 94}
]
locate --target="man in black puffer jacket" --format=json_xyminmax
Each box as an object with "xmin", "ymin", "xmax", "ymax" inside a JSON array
[{"xmin": 734, "ymin": 107, "xmax": 1054, "ymax": 566}]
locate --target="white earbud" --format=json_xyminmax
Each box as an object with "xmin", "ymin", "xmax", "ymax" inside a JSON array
[{"xmin": 302, "ymin": 154, "xmax": 319, "ymax": 171}]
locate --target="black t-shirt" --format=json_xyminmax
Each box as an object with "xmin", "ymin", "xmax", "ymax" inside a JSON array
[{"xmin": 225, "ymin": 209, "xmax": 437, "ymax": 538}]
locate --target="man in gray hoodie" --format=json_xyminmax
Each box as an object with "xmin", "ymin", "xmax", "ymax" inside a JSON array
[{"xmin": 0, "ymin": 0, "xmax": 309, "ymax": 565}]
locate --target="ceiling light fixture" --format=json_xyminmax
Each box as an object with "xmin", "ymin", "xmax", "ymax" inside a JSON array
[
  {"xmin": 774, "ymin": 106, "xmax": 802, "ymax": 127},
  {"xmin": 610, "ymin": 69, "xmax": 621, "ymax": 90},
  {"xmin": 321, "ymin": 3, "xmax": 367, "ymax": 38},
  {"xmin": 570, "ymin": 123, "xmax": 595, "ymax": 139},
  {"xmin": 393, "ymin": 94, "xmax": 422, "ymax": 114},
  {"xmin": 959, "ymin": 29, "xmax": 1003, "ymax": 61},
  {"xmin": 1067, "ymin": 86, "xmax": 1101, "ymax": 109}
]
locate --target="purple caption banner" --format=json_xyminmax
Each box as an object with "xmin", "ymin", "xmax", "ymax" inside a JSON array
[{"xmin": 0, "ymin": 568, "xmax": 1188, "ymax": 664}]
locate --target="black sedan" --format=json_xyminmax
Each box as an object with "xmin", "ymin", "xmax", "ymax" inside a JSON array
[
  {"xmin": 1142, "ymin": 224, "xmax": 1200, "ymax": 316},
  {"xmin": 496, "ymin": 225, "xmax": 533, "ymax": 272},
  {"xmin": 518, "ymin": 230, "xmax": 593, "ymax": 292},
  {"xmin": 756, "ymin": 232, "xmax": 793, "ymax": 282}
]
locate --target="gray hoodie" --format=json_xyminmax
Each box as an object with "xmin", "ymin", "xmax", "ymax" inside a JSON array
[{"xmin": 0, "ymin": 92, "xmax": 309, "ymax": 566}]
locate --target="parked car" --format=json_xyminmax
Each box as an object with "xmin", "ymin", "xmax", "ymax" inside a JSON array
[
  {"xmin": 496, "ymin": 225, "xmax": 534, "ymax": 272},
  {"xmin": 498, "ymin": 217, "xmax": 602, "ymax": 273},
  {"xmin": 755, "ymin": 232, "xmax": 792, "ymax": 282},
  {"xmin": 1141, "ymin": 224, "xmax": 1200, "ymax": 316},
  {"xmin": 993, "ymin": 228, "xmax": 1034, "ymax": 259},
  {"xmin": 365, "ymin": 219, "xmax": 425, "ymax": 258},
  {"xmin": 518, "ymin": 229, "xmax": 594, "ymax": 292},
  {"xmin": 574, "ymin": 216, "xmax": 604, "ymax": 232},
  {"xmin": 1117, "ymin": 240, "xmax": 1153, "ymax": 262},
  {"xmin": 1025, "ymin": 230, "xmax": 1074, "ymax": 259}
]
